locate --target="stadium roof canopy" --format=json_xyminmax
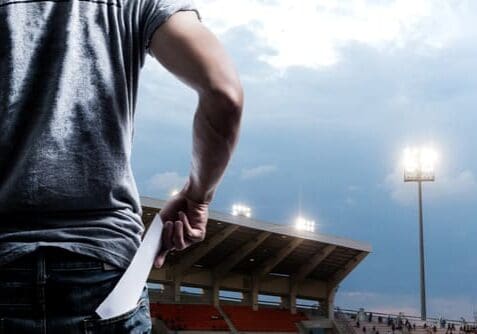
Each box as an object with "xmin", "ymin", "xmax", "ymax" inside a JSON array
[{"xmin": 141, "ymin": 196, "xmax": 371, "ymax": 316}]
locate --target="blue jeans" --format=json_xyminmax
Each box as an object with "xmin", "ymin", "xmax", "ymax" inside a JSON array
[{"xmin": 0, "ymin": 246, "xmax": 152, "ymax": 333}]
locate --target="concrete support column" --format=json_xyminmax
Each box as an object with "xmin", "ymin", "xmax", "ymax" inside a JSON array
[
  {"xmin": 281, "ymin": 295, "xmax": 297, "ymax": 314},
  {"xmin": 318, "ymin": 298, "xmax": 327, "ymax": 317},
  {"xmin": 327, "ymin": 287, "xmax": 337, "ymax": 320},
  {"xmin": 162, "ymin": 283, "xmax": 174, "ymax": 301},
  {"xmin": 280, "ymin": 295, "xmax": 290, "ymax": 309},
  {"xmin": 212, "ymin": 280, "xmax": 220, "ymax": 307},
  {"xmin": 173, "ymin": 276, "xmax": 182, "ymax": 303},
  {"xmin": 289, "ymin": 283, "xmax": 298, "ymax": 314},
  {"xmin": 251, "ymin": 274, "xmax": 259, "ymax": 311}
]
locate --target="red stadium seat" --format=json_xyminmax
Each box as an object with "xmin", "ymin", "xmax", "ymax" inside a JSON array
[
  {"xmin": 222, "ymin": 305, "xmax": 308, "ymax": 332},
  {"xmin": 150, "ymin": 303, "xmax": 229, "ymax": 331}
]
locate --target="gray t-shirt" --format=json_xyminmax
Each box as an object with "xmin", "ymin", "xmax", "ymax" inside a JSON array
[{"xmin": 0, "ymin": 0, "xmax": 200, "ymax": 269}]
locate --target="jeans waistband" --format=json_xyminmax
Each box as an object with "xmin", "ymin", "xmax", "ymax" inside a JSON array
[{"xmin": 1, "ymin": 247, "xmax": 117, "ymax": 271}]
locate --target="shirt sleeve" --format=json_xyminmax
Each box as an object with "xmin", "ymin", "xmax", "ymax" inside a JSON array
[{"xmin": 142, "ymin": 0, "xmax": 202, "ymax": 57}]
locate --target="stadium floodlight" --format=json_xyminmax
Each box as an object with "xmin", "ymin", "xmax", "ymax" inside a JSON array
[
  {"xmin": 232, "ymin": 204, "xmax": 251, "ymax": 218},
  {"xmin": 403, "ymin": 146, "xmax": 438, "ymax": 321},
  {"xmin": 294, "ymin": 216, "xmax": 315, "ymax": 232},
  {"xmin": 170, "ymin": 189, "xmax": 179, "ymax": 197},
  {"xmin": 404, "ymin": 147, "xmax": 437, "ymax": 182}
]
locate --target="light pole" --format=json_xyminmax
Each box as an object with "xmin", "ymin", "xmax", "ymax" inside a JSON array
[{"xmin": 403, "ymin": 147, "xmax": 437, "ymax": 321}]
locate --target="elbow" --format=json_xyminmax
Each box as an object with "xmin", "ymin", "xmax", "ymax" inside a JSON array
[
  {"xmin": 196, "ymin": 70, "xmax": 244, "ymax": 141},
  {"xmin": 201, "ymin": 78, "xmax": 244, "ymax": 118},
  {"xmin": 220, "ymin": 81, "xmax": 244, "ymax": 116}
]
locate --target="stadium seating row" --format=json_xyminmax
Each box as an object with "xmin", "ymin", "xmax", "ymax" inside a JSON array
[
  {"xmin": 222, "ymin": 304, "xmax": 308, "ymax": 332},
  {"xmin": 150, "ymin": 303, "xmax": 309, "ymax": 332}
]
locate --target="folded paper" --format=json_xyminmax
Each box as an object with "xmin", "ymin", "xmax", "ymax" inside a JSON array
[{"xmin": 95, "ymin": 214, "xmax": 163, "ymax": 319}]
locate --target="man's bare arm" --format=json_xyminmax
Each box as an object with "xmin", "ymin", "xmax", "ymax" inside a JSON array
[{"xmin": 149, "ymin": 11, "xmax": 244, "ymax": 204}]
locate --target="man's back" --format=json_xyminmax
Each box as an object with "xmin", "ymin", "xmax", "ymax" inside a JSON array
[
  {"xmin": 0, "ymin": 0, "xmax": 243, "ymax": 331},
  {"xmin": 0, "ymin": 0, "xmax": 201, "ymax": 269}
]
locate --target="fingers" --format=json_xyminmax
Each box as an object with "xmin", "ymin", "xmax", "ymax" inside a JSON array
[
  {"xmin": 180, "ymin": 211, "xmax": 205, "ymax": 241},
  {"xmin": 158, "ymin": 210, "xmax": 208, "ymax": 258},
  {"xmin": 173, "ymin": 220, "xmax": 187, "ymax": 251},
  {"xmin": 171, "ymin": 211, "xmax": 206, "ymax": 251},
  {"xmin": 154, "ymin": 248, "xmax": 169, "ymax": 268},
  {"xmin": 155, "ymin": 221, "xmax": 175, "ymax": 268},
  {"xmin": 162, "ymin": 221, "xmax": 175, "ymax": 250}
]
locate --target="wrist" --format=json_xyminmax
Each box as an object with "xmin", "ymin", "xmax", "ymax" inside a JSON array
[{"xmin": 180, "ymin": 179, "xmax": 214, "ymax": 205}]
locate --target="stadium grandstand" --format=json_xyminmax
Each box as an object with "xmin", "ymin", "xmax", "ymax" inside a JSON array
[
  {"xmin": 141, "ymin": 196, "xmax": 372, "ymax": 334},
  {"xmin": 334, "ymin": 308, "xmax": 477, "ymax": 334}
]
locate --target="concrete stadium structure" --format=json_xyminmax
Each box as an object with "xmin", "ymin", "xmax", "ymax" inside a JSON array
[{"xmin": 141, "ymin": 196, "xmax": 372, "ymax": 333}]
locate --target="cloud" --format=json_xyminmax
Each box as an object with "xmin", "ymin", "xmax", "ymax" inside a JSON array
[
  {"xmin": 195, "ymin": 0, "xmax": 476, "ymax": 69},
  {"xmin": 241, "ymin": 164, "xmax": 278, "ymax": 180},
  {"xmin": 140, "ymin": 7, "xmax": 477, "ymax": 134},
  {"xmin": 147, "ymin": 172, "xmax": 188, "ymax": 195},
  {"xmin": 384, "ymin": 168, "xmax": 477, "ymax": 205}
]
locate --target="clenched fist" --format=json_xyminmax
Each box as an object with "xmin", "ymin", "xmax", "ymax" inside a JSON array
[{"xmin": 153, "ymin": 189, "xmax": 209, "ymax": 268}]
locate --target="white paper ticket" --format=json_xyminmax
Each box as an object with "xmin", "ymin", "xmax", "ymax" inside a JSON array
[{"xmin": 95, "ymin": 214, "xmax": 163, "ymax": 319}]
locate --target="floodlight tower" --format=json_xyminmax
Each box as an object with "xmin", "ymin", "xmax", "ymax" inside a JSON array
[{"xmin": 403, "ymin": 147, "xmax": 437, "ymax": 321}]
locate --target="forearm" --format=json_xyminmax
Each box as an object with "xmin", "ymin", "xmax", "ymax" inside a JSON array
[
  {"xmin": 148, "ymin": 12, "xmax": 244, "ymax": 204},
  {"xmin": 181, "ymin": 89, "xmax": 243, "ymax": 204}
]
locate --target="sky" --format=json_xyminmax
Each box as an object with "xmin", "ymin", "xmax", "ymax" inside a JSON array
[{"xmin": 132, "ymin": 0, "xmax": 477, "ymax": 320}]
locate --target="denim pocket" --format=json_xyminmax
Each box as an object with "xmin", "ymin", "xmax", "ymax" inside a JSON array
[
  {"xmin": 82, "ymin": 286, "xmax": 152, "ymax": 334},
  {"xmin": 0, "ymin": 278, "xmax": 35, "ymax": 318},
  {"xmin": 0, "ymin": 316, "xmax": 38, "ymax": 334}
]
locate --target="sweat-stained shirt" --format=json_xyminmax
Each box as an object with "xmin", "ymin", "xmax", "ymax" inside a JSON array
[{"xmin": 0, "ymin": 0, "xmax": 201, "ymax": 269}]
